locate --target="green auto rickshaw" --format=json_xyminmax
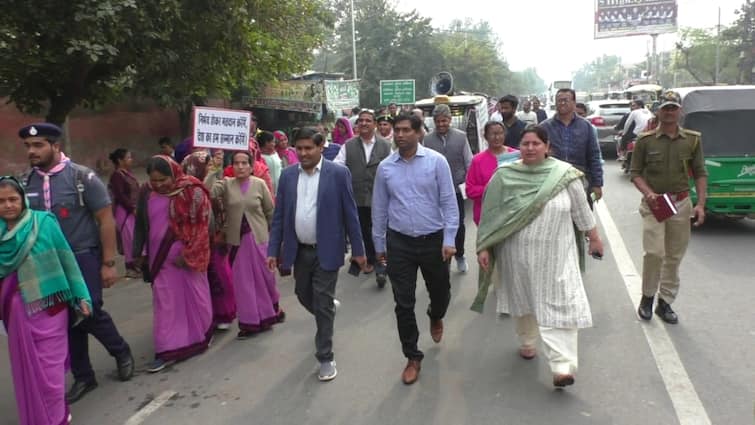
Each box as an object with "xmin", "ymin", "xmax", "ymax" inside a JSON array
[{"xmin": 675, "ymin": 86, "xmax": 755, "ymax": 218}]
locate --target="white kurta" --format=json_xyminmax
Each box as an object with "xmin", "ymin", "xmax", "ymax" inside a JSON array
[{"xmin": 494, "ymin": 179, "xmax": 596, "ymax": 329}]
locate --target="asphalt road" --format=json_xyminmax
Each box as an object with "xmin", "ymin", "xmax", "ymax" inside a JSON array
[{"xmin": 1, "ymin": 161, "xmax": 753, "ymax": 425}]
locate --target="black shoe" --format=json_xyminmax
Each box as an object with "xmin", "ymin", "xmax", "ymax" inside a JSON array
[
  {"xmin": 116, "ymin": 351, "xmax": 135, "ymax": 382},
  {"xmin": 655, "ymin": 299, "xmax": 678, "ymax": 324},
  {"xmin": 376, "ymin": 272, "xmax": 387, "ymax": 289},
  {"xmin": 637, "ymin": 295, "xmax": 654, "ymax": 321},
  {"xmin": 66, "ymin": 380, "xmax": 98, "ymax": 404}
]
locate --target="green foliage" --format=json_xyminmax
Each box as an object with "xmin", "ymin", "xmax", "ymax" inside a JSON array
[
  {"xmin": 673, "ymin": 27, "xmax": 740, "ymax": 85},
  {"xmin": 0, "ymin": 0, "xmax": 330, "ymax": 125},
  {"xmin": 315, "ymin": 0, "xmax": 546, "ymax": 107},
  {"xmin": 572, "ymin": 55, "xmax": 626, "ymax": 92}
]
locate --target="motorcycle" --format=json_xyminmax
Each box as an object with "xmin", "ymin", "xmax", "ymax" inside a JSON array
[{"xmin": 615, "ymin": 132, "xmax": 635, "ymax": 174}]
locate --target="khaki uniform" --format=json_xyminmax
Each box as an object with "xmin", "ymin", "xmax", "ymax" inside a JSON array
[{"xmin": 629, "ymin": 127, "xmax": 707, "ymax": 303}]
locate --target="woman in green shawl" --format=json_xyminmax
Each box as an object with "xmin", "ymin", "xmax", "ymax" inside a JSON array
[
  {"xmin": 474, "ymin": 126, "xmax": 604, "ymax": 388},
  {"xmin": 0, "ymin": 176, "xmax": 91, "ymax": 424}
]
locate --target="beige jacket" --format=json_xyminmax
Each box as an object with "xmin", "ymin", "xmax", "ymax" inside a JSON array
[{"xmin": 211, "ymin": 177, "xmax": 274, "ymax": 246}]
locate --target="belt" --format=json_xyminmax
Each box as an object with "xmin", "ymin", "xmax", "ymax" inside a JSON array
[
  {"xmin": 388, "ymin": 228, "xmax": 443, "ymax": 241},
  {"xmin": 298, "ymin": 242, "xmax": 317, "ymax": 249},
  {"xmin": 669, "ymin": 190, "xmax": 689, "ymax": 201}
]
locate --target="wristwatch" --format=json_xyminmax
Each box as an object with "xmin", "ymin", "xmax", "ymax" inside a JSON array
[{"xmin": 103, "ymin": 260, "xmax": 116, "ymax": 268}]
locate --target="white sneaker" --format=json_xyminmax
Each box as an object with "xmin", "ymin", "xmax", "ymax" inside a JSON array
[
  {"xmin": 216, "ymin": 323, "xmax": 231, "ymax": 331},
  {"xmin": 333, "ymin": 299, "xmax": 341, "ymax": 310},
  {"xmin": 318, "ymin": 360, "xmax": 337, "ymax": 381},
  {"xmin": 456, "ymin": 256, "xmax": 468, "ymax": 273}
]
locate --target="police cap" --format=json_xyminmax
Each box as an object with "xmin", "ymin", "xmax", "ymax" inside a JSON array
[{"xmin": 18, "ymin": 123, "xmax": 63, "ymax": 141}]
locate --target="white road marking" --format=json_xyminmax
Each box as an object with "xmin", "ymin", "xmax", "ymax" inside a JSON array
[
  {"xmin": 124, "ymin": 390, "xmax": 176, "ymax": 425},
  {"xmin": 595, "ymin": 201, "xmax": 711, "ymax": 425}
]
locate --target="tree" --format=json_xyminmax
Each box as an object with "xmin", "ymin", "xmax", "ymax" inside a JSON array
[
  {"xmin": 0, "ymin": 0, "xmax": 330, "ymax": 126},
  {"xmin": 435, "ymin": 20, "xmax": 513, "ymax": 97},
  {"xmin": 673, "ymin": 27, "xmax": 739, "ymax": 85},
  {"xmin": 723, "ymin": 0, "xmax": 754, "ymax": 83},
  {"xmin": 572, "ymin": 55, "xmax": 626, "ymax": 92}
]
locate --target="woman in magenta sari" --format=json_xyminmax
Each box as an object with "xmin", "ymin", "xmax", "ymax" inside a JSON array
[
  {"xmin": 0, "ymin": 176, "xmax": 92, "ymax": 425},
  {"xmin": 133, "ymin": 155, "xmax": 213, "ymax": 372},
  {"xmin": 331, "ymin": 117, "xmax": 354, "ymax": 145},
  {"xmin": 108, "ymin": 148, "xmax": 141, "ymax": 278},
  {"xmin": 211, "ymin": 151, "xmax": 283, "ymax": 340},
  {"xmin": 274, "ymin": 130, "xmax": 299, "ymax": 168}
]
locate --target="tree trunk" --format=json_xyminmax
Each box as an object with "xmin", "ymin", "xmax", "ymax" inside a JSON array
[{"xmin": 45, "ymin": 96, "xmax": 78, "ymax": 126}]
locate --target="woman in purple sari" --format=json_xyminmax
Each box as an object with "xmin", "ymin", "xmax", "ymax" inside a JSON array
[
  {"xmin": 211, "ymin": 151, "xmax": 283, "ymax": 339},
  {"xmin": 133, "ymin": 155, "xmax": 214, "ymax": 372},
  {"xmin": 108, "ymin": 148, "xmax": 141, "ymax": 278},
  {"xmin": 0, "ymin": 176, "xmax": 92, "ymax": 425}
]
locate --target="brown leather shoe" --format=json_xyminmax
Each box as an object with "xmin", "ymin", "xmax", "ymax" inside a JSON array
[
  {"xmin": 402, "ymin": 359, "xmax": 421, "ymax": 385},
  {"xmin": 430, "ymin": 319, "xmax": 443, "ymax": 343}
]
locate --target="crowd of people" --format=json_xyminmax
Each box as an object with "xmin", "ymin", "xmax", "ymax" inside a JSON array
[{"xmin": 0, "ymin": 88, "xmax": 707, "ymax": 424}]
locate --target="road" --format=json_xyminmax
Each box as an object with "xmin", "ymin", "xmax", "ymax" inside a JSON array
[{"xmin": 1, "ymin": 161, "xmax": 753, "ymax": 425}]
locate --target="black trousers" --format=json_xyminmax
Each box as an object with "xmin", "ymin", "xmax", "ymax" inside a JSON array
[
  {"xmin": 386, "ymin": 229, "xmax": 451, "ymax": 360},
  {"xmin": 455, "ymin": 193, "xmax": 466, "ymax": 258},
  {"xmin": 69, "ymin": 250, "xmax": 131, "ymax": 383},
  {"xmin": 293, "ymin": 245, "xmax": 338, "ymax": 363},
  {"xmin": 357, "ymin": 206, "xmax": 376, "ymax": 265}
]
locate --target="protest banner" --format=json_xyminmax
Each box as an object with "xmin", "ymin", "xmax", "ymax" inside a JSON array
[{"xmin": 192, "ymin": 106, "xmax": 252, "ymax": 151}]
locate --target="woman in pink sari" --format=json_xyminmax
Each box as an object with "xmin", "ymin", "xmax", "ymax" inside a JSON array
[
  {"xmin": 108, "ymin": 148, "xmax": 141, "ymax": 278},
  {"xmin": 211, "ymin": 151, "xmax": 283, "ymax": 339},
  {"xmin": 0, "ymin": 176, "xmax": 92, "ymax": 425},
  {"xmin": 331, "ymin": 117, "xmax": 354, "ymax": 145},
  {"xmin": 274, "ymin": 130, "xmax": 299, "ymax": 168},
  {"xmin": 133, "ymin": 155, "xmax": 213, "ymax": 372}
]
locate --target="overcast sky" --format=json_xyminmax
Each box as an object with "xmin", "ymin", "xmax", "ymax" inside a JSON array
[{"xmin": 394, "ymin": 0, "xmax": 744, "ymax": 83}]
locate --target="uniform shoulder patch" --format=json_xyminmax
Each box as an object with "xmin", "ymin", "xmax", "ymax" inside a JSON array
[
  {"xmin": 683, "ymin": 129, "xmax": 702, "ymax": 137},
  {"xmin": 637, "ymin": 131, "xmax": 655, "ymax": 140}
]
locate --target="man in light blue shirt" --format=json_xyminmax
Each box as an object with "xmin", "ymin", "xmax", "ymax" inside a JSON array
[{"xmin": 372, "ymin": 113, "xmax": 458, "ymax": 385}]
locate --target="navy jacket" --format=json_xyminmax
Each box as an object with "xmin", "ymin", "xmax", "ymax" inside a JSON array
[{"xmin": 267, "ymin": 159, "xmax": 365, "ymax": 271}]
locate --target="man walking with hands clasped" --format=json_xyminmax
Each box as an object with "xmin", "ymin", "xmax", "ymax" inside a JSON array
[{"xmin": 372, "ymin": 113, "xmax": 459, "ymax": 385}]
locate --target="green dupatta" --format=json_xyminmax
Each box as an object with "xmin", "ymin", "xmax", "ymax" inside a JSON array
[
  {"xmin": 0, "ymin": 208, "xmax": 91, "ymax": 315},
  {"xmin": 471, "ymin": 157, "xmax": 583, "ymax": 313}
]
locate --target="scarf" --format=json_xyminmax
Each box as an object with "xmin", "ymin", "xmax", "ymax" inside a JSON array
[
  {"xmin": 151, "ymin": 155, "xmax": 211, "ymax": 272},
  {"xmin": 0, "ymin": 200, "xmax": 91, "ymax": 315},
  {"xmin": 332, "ymin": 118, "xmax": 354, "ymax": 145},
  {"xmin": 34, "ymin": 152, "xmax": 71, "ymax": 211},
  {"xmin": 471, "ymin": 157, "xmax": 583, "ymax": 313}
]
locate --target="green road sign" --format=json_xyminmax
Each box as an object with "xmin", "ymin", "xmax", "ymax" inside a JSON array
[{"xmin": 380, "ymin": 80, "xmax": 415, "ymax": 105}]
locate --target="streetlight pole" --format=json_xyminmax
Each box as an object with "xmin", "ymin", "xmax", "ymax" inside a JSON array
[
  {"xmin": 715, "ymin": 6, "xmax": 721, "ymax": 84},
  {"xmin": 350, "ymin": 0, "xmax": 358, "ymax": 80}
]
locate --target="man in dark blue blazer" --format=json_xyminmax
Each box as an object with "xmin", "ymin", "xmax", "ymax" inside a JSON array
[{"xmin": 267, "ymin": 127, "xmax": 366, "ymax": 382}]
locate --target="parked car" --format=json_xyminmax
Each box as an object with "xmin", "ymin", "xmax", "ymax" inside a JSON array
[{"xmin": 586, "ymin": 100, "xmax": 631, "ymax": 158}]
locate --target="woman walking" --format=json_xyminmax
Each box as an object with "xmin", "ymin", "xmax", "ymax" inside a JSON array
[
  {"xmin": 133, "ymin": 155, "xmax": 214, "ymax": 372},
  {"xmin": 473, "ymin": 126, "xmax": 604, "ymax": 388},
  {"xmin": 331, "ymin": 117, "xmax": 354, "ymax": 145},
  {"xmin": 211, "ymin": 151, "xmax": 283, "ymax": 339},
  {"xmin": 108, "ymin": 148, "xmax": 141, "ymax": 278},
  {"xmin": 0, "ymin": 176, "xmax": 92, "ymax": 425}
]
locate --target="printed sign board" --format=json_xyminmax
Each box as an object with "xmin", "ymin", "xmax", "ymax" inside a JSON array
[
  {"xmin": 245, "ymin": 80, "xmax": 324, "ymax": 114},
  {"xmin": 192, "ymin": 106, "xmax": 252, "ymax": 151},
  {"xmin": 595, "ymin": 0, "xmax": 677, "ymax": 39},
  {"xmin": 325, "ymin": 80, "xmax": 360, "ymax": 112},
  {"xmin": 380, "ymin": 79, "xmax": 416, "ymax": 105}
]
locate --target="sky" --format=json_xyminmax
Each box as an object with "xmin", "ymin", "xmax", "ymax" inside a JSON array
[{"xmin": 394, "ymin": 0, "xmax": 745, "ymax": 83}]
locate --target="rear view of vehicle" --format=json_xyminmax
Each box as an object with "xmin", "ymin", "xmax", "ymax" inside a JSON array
[
  {"xmin": 586, "ymin": 100, "xmax": 631, "ymax": 158},
  {"xmin": 677, "ymin": 86, "xmax": 755, "ymax": 218}
]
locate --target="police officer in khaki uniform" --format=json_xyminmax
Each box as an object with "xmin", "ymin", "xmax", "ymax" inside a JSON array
[{"xmin": 629, "ymin": 91, "xmax": 708, "ymax": 324}]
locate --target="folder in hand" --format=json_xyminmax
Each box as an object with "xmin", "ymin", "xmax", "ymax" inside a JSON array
[{"xmin": 650, "ymin": 193, "xmax": 678, "ymax": 222}]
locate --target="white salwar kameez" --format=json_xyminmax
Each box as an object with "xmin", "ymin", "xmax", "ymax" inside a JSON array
[{"xmin": 494, "ymin": 179, "xmax": 595, "ymax": 375}]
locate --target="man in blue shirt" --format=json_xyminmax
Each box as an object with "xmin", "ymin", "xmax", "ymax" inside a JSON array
[
  {"xmin": 540, "ymin": 89, "xmax": 604, "ymax": 203},
  {"xmin": 372, "ymin": 113, "xmax": 459, "ymax": 385}
]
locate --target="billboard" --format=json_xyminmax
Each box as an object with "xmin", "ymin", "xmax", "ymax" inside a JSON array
[
  {"xmin": 595, "ymin": 0, "xmax": 677, "ymax": 39},
  {"xmin": 245, "ymin": 80, "xmax": 324, "ymax": 114}
]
